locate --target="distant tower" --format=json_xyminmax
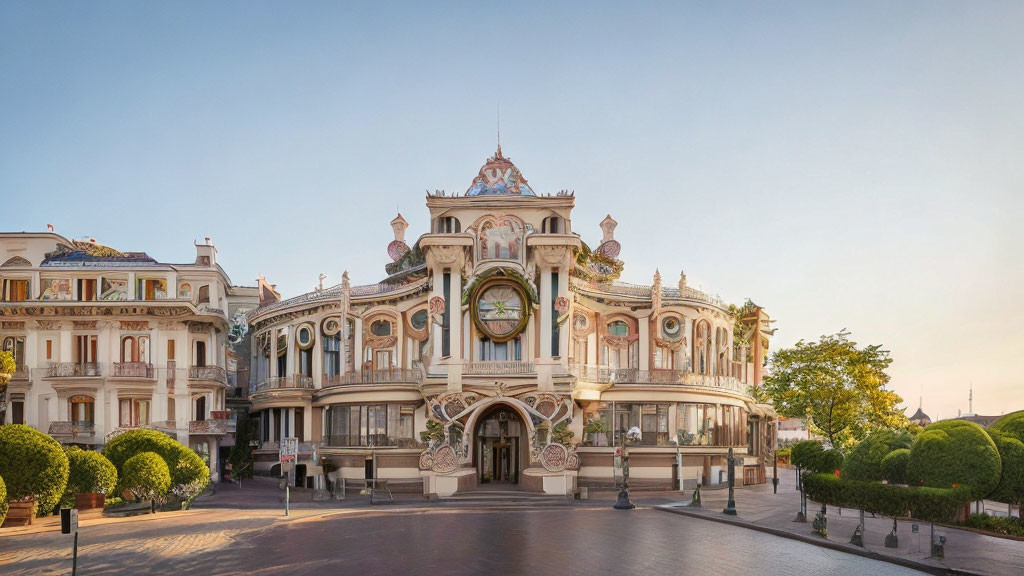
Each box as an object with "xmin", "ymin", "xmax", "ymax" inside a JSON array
[
  {"xmin": 387, "ymin": 213, "xmax": 410, "ymax": 261},
  {"xmin": 968, "ymin": 383, "xmax": 974, "ymax": 416}
]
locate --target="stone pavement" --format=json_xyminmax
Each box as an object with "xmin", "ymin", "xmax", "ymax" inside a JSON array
[{"xmin": 656, "ymin": 468, "xmax": 1024, "ymax": 576}]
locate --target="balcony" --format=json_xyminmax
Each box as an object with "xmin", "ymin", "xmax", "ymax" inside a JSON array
[
  {"xmin": 11, "ymin": 364, "xmax": 28, "ymax": 381},
  {"xmin": 46, "ymin": 362, "xmax": 101, "ymax": 378},
  {"xmin": 188, "ymin": 365, "xmax": 228, "ymax": 385},
  {"xmin": 322, "ymin": 369, "xmax": 422, "ymax": 388},
  {"xmin": 463, "ymin": 361, "xmax": 535, "ymax": 375},
  {"xmin": 321, "ymin": 434, "xmax": 422, "ymax": 449},
  {"xmin": 189, "ymin": 418, "xmax": 230, "ymax": 435},
  {"xmin": 251, "ymin": 375, "xmax": 315, "ymax": 394},
  {"xmin": 48, "ymin": 420, "xmax": 97, "ymax": 442},
  {"xmin": 571, "ymin": 365, "xmax": 749, "ymax": 394},
  {"xmin": 110, "ymin": 362, "xmax": 154, "ymax": 379}
]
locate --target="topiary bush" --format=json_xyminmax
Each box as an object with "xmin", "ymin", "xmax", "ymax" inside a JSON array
[
  {"xmin": 102, "ymin": 429, "xmax": 209, "ymax": 502},
  {"xmin": 791, "ymin": 440, "xmax": 845, "ymax": 474},
  {"xmin": 64, "ymin": 446, "xmax": 118, "ymax": 496},
  {"xmin": 881, "ymin": 448, "xmax": 911, "ymax": 485},
  {"xmin": 987, "ymin": 430, "xmax": 1024, "ymax": 508},
  {"xmin": 906, "ymin": 420, "xmax": 1001, "ymax": 500},
  {"xmin": 843, "ymin": 432, "xmax": 895, "ymax": 481},
  {"xmin": 0, "ymin": 424, "xmax": 70, "ymax": 516},
  {"xmin": 0, "ymin": 473, "xmax": 8, "ymax": 526},
  {"xmin": 990, "ymin": 411, "xmax": 1024, "ymax": 444},
  {"xmin": 120, "ymin": 452, "xmax": 171, "ymax": 502}
]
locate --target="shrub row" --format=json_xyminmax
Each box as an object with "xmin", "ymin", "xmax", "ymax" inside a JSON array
[
  {"xmin": 102, "ymin": 429, "xmax": 209, "ymax": 502},
  {"xmin": 802, "ymin": 473, "xmax": 970, "ymax": 523},
  {"xmin": 961, "ymin": 514, "xmax": 1024, "ymax": 537},
  {"xmin": 0, "ymin": 473, "xmax": 7, "ymax": 526},
  {"xmin": 906, "ymin": 420, "xmax": 1000, "ymax": 501},
  {"xmin": 0, "ymin": 424, "xmax": 69, "ymax": 516}
]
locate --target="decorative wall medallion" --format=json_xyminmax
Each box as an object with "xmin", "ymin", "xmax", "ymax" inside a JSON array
[
  {"xmin": 472, "ymin": 280, "xmax": 528, "ymax": 342},
  {"xmin": 322, "ymin": 317, "xmax": 342, "ymax": 336},
  {"xmin": 387, "ymin": 240, "xmax": 410, "ymax": 262},
  {"xmin": 566, "ymin": 452, "xmax": 580, "ymax": 471},
  {"xmin": 431, "ymin": 245, "xmax": 462, "ymax": 265},
  {"xmin": 554, "ymin": 296, "xmax": 570, "ymax": 315},
  {"xmin": 418, "ymin": 450, "xmax": 434, "ymax": 470},
  {"xmin": 596, "ymin": 239, "xmax": 621, "ymax": 258},
  {"xmin": 536, "ymin": 245, "xmax": 567, "ymax": 266},
  {"xmin": 540, "ymin": 443, "xmax": 568, "ymax": 472},
  {"xmin": 429, "ymin": 295, "xmax": 445, "ymax": 316},
  {"xmin": 431, "ymin": 445, "xmax": 458, "ymax": 473},
  {"xmin": 572, "ymin": 311, "xmax": 590, "ymax": 339}
]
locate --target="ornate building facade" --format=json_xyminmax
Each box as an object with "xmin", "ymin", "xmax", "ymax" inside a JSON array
[
  {"xmin": 247, "ymin": 146, "xmax": 777, "ymax": 496},
  {"xmin": 0, "ymin": 232, "xmax": 257, "ymax": 481}
]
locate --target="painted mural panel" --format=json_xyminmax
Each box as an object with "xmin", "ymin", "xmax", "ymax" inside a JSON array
[
  {"xmin": 478, "ymin": 216, "xmax": 524, "ymax": 260},
  {"xmin": 100, "ymin": 278, "xmax": 129, "ymax": 301},
  {"xmin": 39, "ymin": 278, "xmax": 72, "ymax": 300},
  {"xmin": 178, "ymin": 282, "xmax": 192, "ymax": 300}
]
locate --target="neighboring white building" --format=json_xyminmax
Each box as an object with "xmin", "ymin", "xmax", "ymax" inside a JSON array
[{"xmin": 0, "ymin": 232, "xmax": 257, "ymax": 480}]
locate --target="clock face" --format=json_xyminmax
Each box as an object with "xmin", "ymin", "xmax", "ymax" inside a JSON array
[{"xmin": 475, "ymin": 283, "xmax": 527, "ymax": 340}]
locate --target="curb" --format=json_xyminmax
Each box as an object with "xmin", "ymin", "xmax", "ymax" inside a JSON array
[{"xmin": 654, "ymin": 505, "xmax": 984, "ymax": 576}]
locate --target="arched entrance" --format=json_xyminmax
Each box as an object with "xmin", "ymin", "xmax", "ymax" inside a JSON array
[{"xmin": 475, "ymin": 405, "xmax": 524, "ymax": 486}]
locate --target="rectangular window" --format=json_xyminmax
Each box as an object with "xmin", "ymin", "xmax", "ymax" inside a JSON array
[
  {"xmin": 167, "ymin": 339, "xmax": 175, "ymax": 360},
  {"xmin": 77, "ymin": 279, "xmax": 97, "ymax": 301},
  {"xmin": 2, "ymin": 279, "xmax": 30, "ymax": 302},
  {"xmin": 46, "ymin": 339, "xmax": 52, "ymax": 360},
  {"xmin": 12, "ymin": 401, "xmax": 24, "ymax": 425},
  {"xmin": 441, "ymin": 271, "xmax": 451, "ymax": 357},
  {"xmin": 323, "ymin": 335, "xmax": 341, "ymax": 376},
  {"xmin": 551, "ymin": 271, "xmax": 559, "ymax": 357},
  {"xmin": 135, "ymin": 279, "xmax": 167, "ymax": 300}
]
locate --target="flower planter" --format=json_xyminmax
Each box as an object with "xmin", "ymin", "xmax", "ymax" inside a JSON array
[
  {"xmin": 74, "ymin": 492, "xmax": 106, "ymax": 510},
  {"xmin": 2, "ymin": 500, "xmax": 36, "ymax": 527}
]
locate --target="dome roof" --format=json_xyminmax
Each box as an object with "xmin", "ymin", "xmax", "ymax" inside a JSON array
[{"xmin": 465, "ymin": 146, "xmax": 535, "ymax": 196}]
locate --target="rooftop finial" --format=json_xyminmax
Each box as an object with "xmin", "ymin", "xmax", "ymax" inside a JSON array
[{"xmin": 496, "ymin": 102, "xmax": 501, "ymax": 157}]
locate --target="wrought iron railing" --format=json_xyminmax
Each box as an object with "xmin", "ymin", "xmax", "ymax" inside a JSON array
[
  {"xmin": 46, "ymin": 362, "xmax": 101, "ymax": 377},
  {"xmin": 47, "ymin": 421, "xmax": 96, "ymax": 437},
  {"xmin": 189, "ymin": 419, "xmax": 230, "ymax": 434},
  {"xmin": 570, "ymin": 364, "xmax": 749, "ymax": 393},
  {"xmin": 321, "ymin": 369, "xmax": 423, "ymax": 387},
  {"xmin": 250, "ymin": 375, "xmax": 315, "ymax": 394},
  {"xmin": 111, "ymin": 362, "xmax": 154, "ymax": 378},
  {"xmin": 463, "ymin": 361, "xmax": 535, "ymax": 375},
  {"xmin": 188, "ymin": 365, "xmax": 227, "ymax": 384}
]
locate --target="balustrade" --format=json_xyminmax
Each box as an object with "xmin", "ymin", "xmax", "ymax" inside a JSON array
[
  {"xmin": 463, "ymin": 361, "xmax": 535, "ymax": 375},
  {"xmin": 188, "ymin": 365, "xmax": 228, "ymax": 384},
  {"xmin": 570, "ymin": 364, "xmax": 748, "ymax": 393},
  {"xmin": 46, "ymin": 362, "xmax": 101, "ymax": 377},
  {"xmin": 251, "ymin": 375, "xmax": 315, "ymax": 393},
  {"xmin": 322, "ymin": 369, "xmax": 422, "ymax": 387},
  {"xmin": 111, "ymin": 362, "xmax": 154, "ymax": 378}
]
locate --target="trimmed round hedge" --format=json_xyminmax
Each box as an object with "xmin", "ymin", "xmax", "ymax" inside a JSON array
[
  {"xmin": 0, "ymin": 473, "xmax": 8, "ymax": 526},
  {"xmin": 990, "ymin": 411, "xmax": 1024, "ymax": 443},
  {"xmin": 791, "ymin": 440, "xmax": 844, "ymax": 474},
  {"xmin": 64, "ymin": 446, "xmax": 118, "ymax": 495},
  {"xmin": 843, "ymin": 432, "xmax": 894, "ymax": 482},
  {"xmin": 0, "ymin": 424, "xmax": 69, "ymax": 516},
  {"xmin": 102, "ymin": 429, "xmax": 209, "ymax": 500},
  {"xmin": 906, "ymin": 420, "xmax": 1001, "ymax": 500},
  {"xmin": 881, "ymin": 448, "xmax": 911, "ymax": 485},
  {"xmin": 121, "ymin": 452, "xmax": 171, "ymax": 501},
  {"xmin": 987, "ymin": 430, "xmax": 1024, "ymax": 506}
]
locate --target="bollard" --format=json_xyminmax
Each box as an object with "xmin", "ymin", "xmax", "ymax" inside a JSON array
[{"xmin": 285, "ymin": 485, "xmax": 290, "ymax": 516}]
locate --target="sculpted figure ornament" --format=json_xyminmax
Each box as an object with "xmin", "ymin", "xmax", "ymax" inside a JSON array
[{"xmin": 536, "ymin": 245, "xmax": 567, "ymax": 267}]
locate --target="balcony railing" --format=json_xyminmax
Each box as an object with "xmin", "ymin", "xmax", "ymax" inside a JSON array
[
  {"xmin": 321, "ymin": 434, "xmax": 422, "ymax": 448},
  {"xmin": 571, "ymin": 365, "xmax": 749, "ymax": 394},
  {"xmin": 251, "ymin": 375, "xmax": 315, "ymax": 394},
  {"xmin": 46, "ymin": 362, "xmax": 101, "ymax": 377},
  {"xmin": 188, "ymin": 365, "xmax": 228, "ymax": 384},
  {"xmin": 189, "ymin": 419, "xmax": 230, "ymax": 435},
  {"xmin": 110, "ymin": 362, "xmax": 154, "ymax": 378},
  {"xmin": 463, "ymin": 361, "xmax": 535, "ymax": 375},
  {"xmin": 48, "ymin": 420, "xmax": 96, "ymax": 438},
  {"xmin": 322, "ymin": 369, "xmax": 423, "ymax": 388}
]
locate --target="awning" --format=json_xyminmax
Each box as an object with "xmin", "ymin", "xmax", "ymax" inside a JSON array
[{"xmin": 745, "ymin": 401, "xmax": 779, "ymax": 420}]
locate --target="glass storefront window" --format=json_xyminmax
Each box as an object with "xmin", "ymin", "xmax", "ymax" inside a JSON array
[{"xmin": 325, "ymin": 404, "xmax": 419, "ymax": 447}]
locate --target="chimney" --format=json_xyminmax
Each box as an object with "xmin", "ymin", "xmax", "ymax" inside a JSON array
[{"xmin": 195, "ymin": 238, "xmax": 217, "ymax": 267}]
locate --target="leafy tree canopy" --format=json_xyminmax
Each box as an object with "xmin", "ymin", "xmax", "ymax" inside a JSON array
[{"xmin": 763, "ymin": 330, "xmax": 906, "ymax": 448}]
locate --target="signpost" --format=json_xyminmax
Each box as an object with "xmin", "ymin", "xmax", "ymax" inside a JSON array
[{"xmin": 61, "ymin": 508, "xmax": 79, "ymax": 575}]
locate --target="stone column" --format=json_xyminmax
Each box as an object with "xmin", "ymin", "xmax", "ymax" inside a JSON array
[
  {"xmin": 429, "ymin": 264, "xmax": 444, "ymax": 365},
  {"xmin": 285, "ymin": 325, "xmax": 295, "ymax": 378},
  {"xmin": 353, "ymin": 318, "xmax": 363, "ymax": 373},
  {"xmin": 639, "ymin": 316, "xmax": 650, "ymax": 371},
  {"xmin": 270, "ymin": 330, "xmax": 279, "ymax": 377},
  {"xmin": 450, "ymin": 268, "xmax": 462, "ymax": 360}
]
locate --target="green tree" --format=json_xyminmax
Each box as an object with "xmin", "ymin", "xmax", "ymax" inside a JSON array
[
  {"xmin": 987, "ymin": 430, "xmax": 1024, "ymax": 509},
  {"xmin": 64, "ymin": 446, "xmax": 118, "ymax": 496},
  {"xmin": 763, "ymin": 331, "xmax": 906, "ymax": 447},
  {"xmin": 0, "ymin": 350, "xmax": 15, "ymax": 388},
  {"xmin": 906, "ymin": 420, "xmax": 1001, "ymax": 500},
  {"xmin": 229, "ymin": 417, "xmax": 257, "ymax": 480},
  {"xmin": 0, "ymin": 424, "xmax": 70, "ymax": 516}
]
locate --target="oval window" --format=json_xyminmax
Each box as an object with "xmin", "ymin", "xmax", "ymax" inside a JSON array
[
  {"xmin": 663, "ymin": 317, "xmax": 681, "ymax": 338},
  {"xmin": 296, "ymin": 325, "xmax": 314, "ymax": 349},
  {"xmin": 411, "ymin": 310, "xmax": 428, "ymax": 331},
  {"xmin": 371, "ymin": 320, "xmax": 392, "ymax": 337},
  {"xmin": 608, "ymin": 321, "xmax": 629, "ymax": 338}
]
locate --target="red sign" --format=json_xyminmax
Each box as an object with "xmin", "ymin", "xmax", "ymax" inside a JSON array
[{"xmin": 280, "ymin": 454, "xmax": 295, "ymax": 463}]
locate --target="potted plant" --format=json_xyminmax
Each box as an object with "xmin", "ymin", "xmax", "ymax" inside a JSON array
[
  {"xmin": 3, "ymin": 497, "xmax": 36, "ymax": 527},
  {"xmin": 584, "ymin": 419, "xmax": 607, "ymax": 447}
]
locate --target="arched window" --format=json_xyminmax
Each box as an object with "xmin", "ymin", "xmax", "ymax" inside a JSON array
[
  {"xmin": 541, "ymin": 216, "xmax": 561, "ymax": 234},
  {"xmin": 694, "ymin": 320, "xmax": 712, "ymax": 375},
  {"xmin": 195, "ymin": 396, "xmax": 207, "ymax": 421},
  {"xmin": 121, "ymin": 336, "xmax": 138, "ymax": 363},
  {"xmin": 370, "ymin": 319, "xmax": 392, "ymax": 336},
  {"xmin": 436, "ymin": 217, "xmax": 461, "ymax": 234},
  {"xmin": 197, "ymin": 285, "xmax": 210, "ymax": 305},
  {"xmin": 195, "ymin": 340, "xmax": 207, "ymax": 367}
]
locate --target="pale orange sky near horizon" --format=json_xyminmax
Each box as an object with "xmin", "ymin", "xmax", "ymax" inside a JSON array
[{"xmin": 2, "ymin": 2, "xmax": 1021, "ymax": 421}]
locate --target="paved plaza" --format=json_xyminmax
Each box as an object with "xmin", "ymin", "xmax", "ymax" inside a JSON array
[{"xmin": 1, "ymin": 502, "xmax": 927, "ymax": 576}]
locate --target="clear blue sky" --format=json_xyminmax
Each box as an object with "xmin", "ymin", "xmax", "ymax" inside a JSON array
[{"xmin": 2, "ymin": 1, "xmax": 1022, "ymax": 420}]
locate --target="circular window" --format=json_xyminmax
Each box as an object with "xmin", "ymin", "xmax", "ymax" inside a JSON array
[
  {"xmin": 662, "ymin": 316, "xmax": 681, "ymax": 339},
  {"xmin": 473, "ymin": 281, "xmax": 529, "ymax": 342},
  {"xmin": 411, "ymin": 309, "xmax": 428, "ymax": 331},
  {"xmin": 323, "ymin": 318, "xmax": 341, "ymax": 336},
  {"xmin": 296, "ymin": 324, "xmax": 315, "ymax": 349},
  {"xmin": 370, "ymin": 319, "xmax": 392, "ymax": 337}
]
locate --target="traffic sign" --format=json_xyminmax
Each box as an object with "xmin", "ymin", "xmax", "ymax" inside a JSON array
[{"xmin": 61, "ymin": 508, "xmax": 78, "ymax": 535}]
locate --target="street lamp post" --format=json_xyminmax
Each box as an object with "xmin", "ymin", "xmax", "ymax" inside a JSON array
[
  {"xmin": 722, "ymin": 447, "xmax": 737, "ymax": 516},
  {"xmin": 613, "ymin": 432, "xmax": 635, "ymax": 510}
]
